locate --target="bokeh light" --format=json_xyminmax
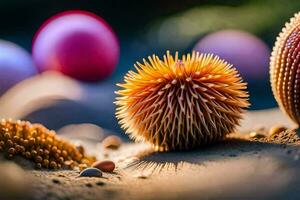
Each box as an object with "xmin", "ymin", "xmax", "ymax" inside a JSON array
[
  {"xmin": 33, "ymin": 10, "xmax": 119, "ymax": 82},
  {"xmin": 193, "ymin": 30, "xmax": 270, "ymax": 82},
  {"xmin": 0, "ymin": 40, "xmax": 37, "ymax": 95}
]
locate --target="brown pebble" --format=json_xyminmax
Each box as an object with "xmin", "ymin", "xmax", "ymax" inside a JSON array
[
  {"xmin": 52, "ymin": 179, "xmax": 60, "ymax": 184},
  {"xmin": 136, "ymin": 175, "xmax": 148, "ymax": 179},
  {"xmin": 92, "ymin": 160, "xmax": 115, "ymax": 173},
  {"xmin": 85, "ymin": 183, "xmax": 93, "ymax": 188},
  {"xmin": 96, "ymin": 181, "xmax": 105, "ymax": 186},
  {"xmin": 102, "ymin": 136, "xmax": 122, "ymax": 150},
  {"xmin": 268, "ymin": 126, "xmax": 287, "ymax": 137}
]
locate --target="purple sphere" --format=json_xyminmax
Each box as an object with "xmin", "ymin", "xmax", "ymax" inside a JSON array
[
  {"xmin": 193, "ymin": 30, "xmax": 270, "ymax": 82},
  {"xmin": 32, "ymin": 10, "xmax": 119, "ymax": 82},
  {"xmin": 0, "ymin": 40, "xmax": 37, "ymax": 95}
]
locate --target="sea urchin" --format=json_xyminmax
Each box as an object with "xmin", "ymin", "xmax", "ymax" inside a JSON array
[
  {"xmin": 270, "ymin": 12, "xmax": 300, "ymax": 125},
  {"xmin": 115, "ymin": 51, "xmax": 249, "ymax": 151}
]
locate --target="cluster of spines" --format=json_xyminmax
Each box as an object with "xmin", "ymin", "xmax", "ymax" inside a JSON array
[
  {"xmin": 270, "ymin": 12, "xmax": 300, "ymax": 124},
  {"xmin": 0, "ymin": 119, "xmax": 95, "ymax": 170},
  {"xmin": 116, "ymin": 51, "xmax": 249, "ymax": 151}
]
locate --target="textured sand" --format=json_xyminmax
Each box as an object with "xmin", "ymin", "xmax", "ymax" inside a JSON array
[{"xmin": 2, "ymin": 108, "xmax": 300, "ymax": 200}]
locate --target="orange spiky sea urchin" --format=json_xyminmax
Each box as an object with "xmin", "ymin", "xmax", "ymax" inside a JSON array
[
  {"xmin": 115, "ymin": 51, "xmax": 249, "ymax": 151},
  {"xmin": 270, "ymin": 12, "xmax": 300, "ymax": 125},
  {"xmin": 0, "ymin": 119, "xmax": 95, "ymax": 169}
]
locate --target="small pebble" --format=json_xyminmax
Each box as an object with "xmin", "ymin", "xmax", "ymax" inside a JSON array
[
  {"xmin": 268, "ymin": 126, "xmax": 287, "ymax": 137},
  {"xmin": 96, "ymin": 181, "xmax": 105, "ymax": 186},
  {"xmin": 294, "ymin": 154, "xmax": 299, "ymax": 161},
  {"xmin": 102, "ymin": 135, "xmax": 122, "ymax": 150},
  {"xmin": 136, "ymin": 175, "xmax": 148, "ymax": 179},
  {"xmin": 92, "ymin": 160, "xmax": 115, "ymax": 173},
  {"xmin": 52, "ymin": 179, "xmax": 61, "ymax": 184},
  {"xmin": 249, "ymin": 132, "xmax": 265, "ymax": 139},
  {"xmin": 85, "ymin": 183, "xmax": 93, "ymax": 188},
  {"xmin": 79, "ymin": 168, "xmax": 103, "ymax": 178}
]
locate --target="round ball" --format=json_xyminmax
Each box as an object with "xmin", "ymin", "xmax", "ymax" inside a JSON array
[
  {"xmin": 0, "ymin": 40, "xmax": 37, "ymax": 95},
  {"xmin": 270, "ymin": 12, "xmax": 300, "ymax": 125},
  {"xmin": 194, "ymin": 30, "xmax": 270, "ymax": 82},
  {"xmin": 32, "ymin": 10, "xmax": 119, "ymax": 82},
  {"xmin": 116, "ymin": 51, "xmax": 249, "ymax": 151}
]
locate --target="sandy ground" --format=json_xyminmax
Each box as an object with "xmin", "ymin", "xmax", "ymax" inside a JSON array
[{"xmin": 1, "ymin": 108, "xmax": 300, "ymax": 200}]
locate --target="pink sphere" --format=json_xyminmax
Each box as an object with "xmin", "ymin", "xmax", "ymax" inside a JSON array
[
  {"xmin": 33, "ymin": 10, "xmax": 119, "ymax": 82},
  {"xmin": 193, "ymin": 30, "xmax": 270, "ymax": 82}
]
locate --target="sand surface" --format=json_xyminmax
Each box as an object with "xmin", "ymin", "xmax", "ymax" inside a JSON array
[{"xmin": 2, "ymin": 108, "xmax": 300, "ymax": 200}]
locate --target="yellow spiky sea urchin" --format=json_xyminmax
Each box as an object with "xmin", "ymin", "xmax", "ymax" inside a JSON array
[
  {"xmin": 0, "ymin": 119, "xmax": 95, "ymax": 169},
  {"xmin": 115, "ymin": 51, "xmax": 249, "ymax": 151},
  {"xmin": 270, "ymin": 12, "xmax": 300, "ymax": 125}
]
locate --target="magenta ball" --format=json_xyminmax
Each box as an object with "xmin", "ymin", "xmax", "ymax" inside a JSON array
[
  {"xmin": 193, "ymin": 30, "xmax": 270, "ymax": 82},
  {"xmin": 32, "ymin": 10, "xmax": 119, "ymax": 82},
  {"xmin": 0, "ymin": 40, "xmax": 37, "ymax": 95}
]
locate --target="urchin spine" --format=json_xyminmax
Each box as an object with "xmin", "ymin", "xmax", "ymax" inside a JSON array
[{"xmin": 116, "ymin": 51, "xmax": 249, "ymax": 151}]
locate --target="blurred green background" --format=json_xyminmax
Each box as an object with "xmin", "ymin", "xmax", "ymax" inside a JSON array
[
  {"xmin": 0, "ymin": 0, "xmax": 298, "ymax": 74},
  {"xmin": 1, "ymin": 0, "xmax": 298, "ymax": 83},
  {"xmin": 1, "ymin": 0, "xmax": 299, "ymax": 50}
]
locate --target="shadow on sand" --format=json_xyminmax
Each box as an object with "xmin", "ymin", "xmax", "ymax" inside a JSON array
[{"xmin": 124, "ymin": 137, "xmax": 289, "ymax": 175}]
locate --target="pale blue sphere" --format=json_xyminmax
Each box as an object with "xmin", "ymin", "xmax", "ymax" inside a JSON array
[{"xmin": 0, "ymin": 40, "xmax": 37, "ymax": 95}]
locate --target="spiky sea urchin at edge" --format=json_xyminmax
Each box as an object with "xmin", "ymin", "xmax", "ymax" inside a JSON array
[
  {"xmin": 270, "ymin": 12, "xmax": 300, "ymax": 125},
  {"xmin": 115, "ymin": 51, "xmax": 249, "ymax": 151}
]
